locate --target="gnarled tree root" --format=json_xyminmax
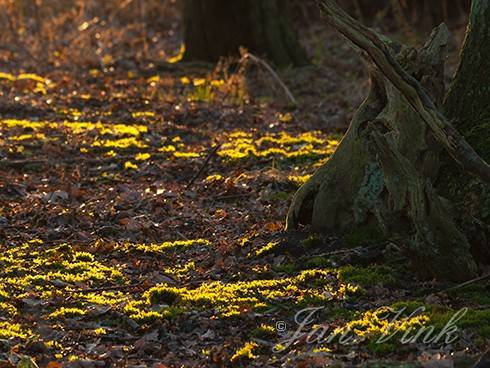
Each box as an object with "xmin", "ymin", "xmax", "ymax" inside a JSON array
[{"xmin": 287, "ymin": 0, "xmax": 490, "ymax": 281}]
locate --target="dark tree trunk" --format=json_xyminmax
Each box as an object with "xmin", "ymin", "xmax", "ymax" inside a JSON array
[
  {"xmin": 286, "ymin": 0, "xmax": 490, "ymax": 281},
  {"xmin": 444, "ymin": 0, "xmax": 490, "ymax": 160},
  {"xmin": 183, "ymin": 0, "xmax": 308, "ymax": 67}
]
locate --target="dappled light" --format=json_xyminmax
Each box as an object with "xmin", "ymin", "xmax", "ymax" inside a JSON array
[{"xmin": 0, "ymin": 0, "xmax": 488, "ymax": 367}]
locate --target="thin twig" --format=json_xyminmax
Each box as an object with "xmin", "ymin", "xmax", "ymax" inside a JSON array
[
  {"xmin": 240, "ymin": 51, "xmax": 298, "ymax": 106},
  {"xmin": 185, "ymin": 144, "xmax": 222, "ymax": 190},
  {"xmin": 67, "ymin": 282, "xmax": 145, "ymax": 294},
  {"xmin": 442, "ymin": 273, "xmax": 490, "ymax": 293}
]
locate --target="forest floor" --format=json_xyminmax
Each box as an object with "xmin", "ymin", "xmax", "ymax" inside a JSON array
[{"xmin": 0, "ymin": 16, "xmax": 489, "ymax": 368}]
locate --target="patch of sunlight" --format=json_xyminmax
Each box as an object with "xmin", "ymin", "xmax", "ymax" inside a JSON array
[
  {"xmin": 341, "ymin": 306, "xmax": 429, "ymax": 340},
  {"xmin": 94, "ymin": 327, "xmax": 107, "ymax": 335},
  {"xmin": 66, "ymin": 121, "xmax": 148, "ymax": 136},
  {"xmin": 255, "ymin": 241, "xmax": 281, "ymax": 257},
  {"xmin": 75, "ymin": 291, "xmax": 130, "ymax": 306},
  {"xmin": 0, "ymin": 72, "xmax": 50, "ymax": 85},
  {"xmin": 173, "ymin": 151, "xmax": 201, "ymax": 159},
  {"xmin": 17, "ymin": 73, "xmax": 48, "ymax": 84},
  {"xmin": 279, "ymin": 112, "xmax": 293, "ymax": 123},
  {"xmin": 92, "ymin": 137, "xmax": 148, "ymax": 149},
  {"xmin": 49, "ymin": 307, "xmax": 87, "ymax": 319},
  {"xmin": 135, "ymin": 153, "xmax": 151, "ymax": 161},
  {"xmin": 116, "ymin": 239, "xmax": 210, "ymax": 254},
  {"xmin": 288, "ymin": 174, "xmax": 312, "ymax": 187},
  {"xmin": 218, "ymin": 130, "xmax": 340, "ymax": 162},
  {"xmin": 158, "ymin": 145, "xmax": 177, "ymax": 153},
  {"xmin": 130, "ymin": 269, "xmax": 358, "ymax": 319},
  {"xmin": 0, "ymin": 72, "xmax": 16, "ymax": 82},
  {"xmin": 9, "ymin": 133, "xmax": 46, "ymax": 141},
  {"xmin": 180, "ymin": 76, "xmax": 191, "ymax": 85},
  {"xmin": 89, "ymin": 69, "xmax": 101, "ymax": 78},
  {"xmin": 124, "ymin": 161, "xmax": 138, "ymax": 170},
  {"xmin": 0, "ymin": 119, "xmax": 147, "ymax": 139},
  {"xmin": 193, "ymin": 78, "xmax": 206, "ymax": 87},
  {"xmin": 204, "ymin": 174, "xmax": 224, "ymax": 183},
  {"xmin": 132, "ymin": 111, "xmax": 156, "ymax": 118},
  {"xmin": 1, "ymin": 119, "xmax": 46, "ymax": 130},
  {"xmin": 0, "ymin": 242, "xmax": 125, "ymax": 297},
  {"xmin": 0, "ymin": 301, "xmax": 17, "ymax": 317},
  {"xmin": 167, "ymin": 44, "xmax": 185, "ymax": 64},
  {"xmin": 0, "ymin": 322, "xmax": 31, "ymax": 340},
  {"xmin": 231, "ymin": 341, "xmax": 259, "ymax": 362},
  {"xmin": 163, "ymin": 261, "xmax": 196, "ymax": 279}
]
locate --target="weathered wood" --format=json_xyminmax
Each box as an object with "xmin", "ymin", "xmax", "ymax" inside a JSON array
[{"xmin": 287, "ymin": 0, "xmax": 490, "ymax": 281}]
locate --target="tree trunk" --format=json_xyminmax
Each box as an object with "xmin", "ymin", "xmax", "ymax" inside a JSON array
[
  {"xmin": 286, "ymin": 0, "xmax": 490, "ymax": 281},
  {"xmin": 183, "ymin": 0, "xmax": 308, "ymax": 67},
  {"xmin": 444, "ymin": 0, "xmax": 490, "ymax": 160}
]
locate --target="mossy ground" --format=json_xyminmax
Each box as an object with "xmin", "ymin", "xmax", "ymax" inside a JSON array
[{"xmin": 0, "ymin": 59, "xmax": 487, "ymax": 368}]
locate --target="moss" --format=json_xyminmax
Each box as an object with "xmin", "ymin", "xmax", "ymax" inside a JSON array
[
  {"xmin": 230, "ymin": 341, "xmax": 259, "ymax": 362},
  {"xmin": 344, "ymin": 224, "xmax": 385, "ymax": 248},
  {"xmin": 273, "ymin": 263, "xmax": 297, "ymax": 274},
  {"xmin": 0, "ymin": 322, "xmax": 31, "ymax": 340},
  {"xmin": 304, "ymin": 256, "xmax": 332, "ymax": 269},
  {"xmin": 250, "ymin": 324, "xmax": 276, "ymax": 339},
  {"xmin": 390, "ymin": 301, "xmax": 490, "ymax": 340},
  {"xmin": 49, "ymin": 307, "xmax": 87, "ymax": 319},
  {"xmin": 366, "ymin": 341, "xmax": 397, "ymax": 355},
  {"xmin": 339, "ymin": 265, "xmax": 395, "ymax": 287},
  {"xmin": 448, "ymin": 284, "xmax": 490, "ymax": 305},
  {"xmin": 118, "ymin": 239, "xmax": 210, "ymax": 254},
  {"xmin": 255, "ymin": 240, "xmax": 284, "ymax": 257},
  {"xmin": 300, "ymin": 234, "xmax": 323, "ymax": 249},
  {"xmin": 146, "ymin": 285, "xmax": 182, "ymax": 305}
]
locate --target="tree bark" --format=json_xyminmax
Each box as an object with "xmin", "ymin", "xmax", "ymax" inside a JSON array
[
  {"xmin": 183, "ymin": 0, "xmax": 308, "ymax": 67},
  {"xmin": 444, "ymin": 0, "xmax": 490, "ymax": 161},
  {"xmin": 286, "ymin": 0, "xmax": 490, "ymax": 281}
]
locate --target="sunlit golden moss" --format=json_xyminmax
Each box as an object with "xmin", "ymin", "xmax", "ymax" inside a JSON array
[
  {"xmin": 173, "ymin": 151, "xmax": 201, "ymax": 159},
  {"xmin": 288, "ymin": 174, "xmax": 312, "ymax": 187},
  {"xmin": 49, "ymin": 307, "xmax": 87, "ymax": 319},
  {"xmin": 132, "ymin": 111, "xmax": 156, "ymax": 118},
  {"xmin": 92, "ymin": 137, "xmax": 148, "ymax": 149},
  {"xmin": 255, "ymin": 240, "xmax": 281, "ymax": 257},
  {"xmin": 123, "ymin": 300, "xmax": 182, "ymax": 323},
  {"xmin": 124, "ymin": 161, "xmax": 139, "ymax": 170},
  {"xmin": 167, "ymin": 44, "xmax": 185, "ymax": 64},
  {"xmin": 231, "ymin": 341, "xmax": 259, "ymax": 362},
  {"xmin": 0, "ymin": 242, "xmax": 125, "ymax": 298},
  {"xmin": 342, "ymin": 307, "xmax": 429, "ymax": 340},
  {"xmin": 218, "ymin": 130, "xmax": 339, "ymax": 162},
  {"xmin": 133, "ymin": 269, "xmax": 357, "ymax": 318},
  {"xmin": 163, "ymin": 261, "xmax": 196, "ymax": 279},
  {"xmin": 0, "ymin": 323, "xmax": 31, "ymax": 340},
  {"xmin": 0, "ymin": 302, "xmax": 17, "ymax": 317},
  {"xmin": 135, "ymin": 152, "xmax": 151, "ymax": 161},
  {"xmin": 116, "ymin": 239, "xmax": 210, "ymax": 254}
]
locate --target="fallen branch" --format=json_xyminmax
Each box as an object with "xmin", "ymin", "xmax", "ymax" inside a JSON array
[
  {"xmin": 67, "ymin": 281, "xmax": 145, "ymax": 294},
  {"xmin": 317, "ymin": 0, "xmax": 490, "ymax": 183},
  {"xmin": 240, "ymin": 51, "xmax": 298, "ymax": 106},
  {"xmin": 185, "ymin": 143, "xmax": 222, "ymax": 190},
  {"xmin": 442, "ymin": 273, "xmax": 490, "ymax": 293}
]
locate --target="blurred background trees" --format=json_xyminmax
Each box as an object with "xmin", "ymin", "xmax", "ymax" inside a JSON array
[{"xmin": 0, "ymin": 0, "xmax": 472, "ymax": 69}]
